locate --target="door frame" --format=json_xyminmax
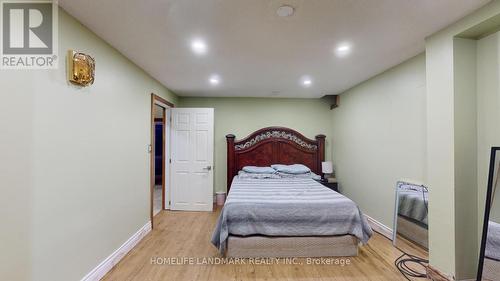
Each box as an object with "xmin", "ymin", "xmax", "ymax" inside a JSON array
[{"xmin": 150, "ymin": 93, "xmax": 174, "ymax": 228}]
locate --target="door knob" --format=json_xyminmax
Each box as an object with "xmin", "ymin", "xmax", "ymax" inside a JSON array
[{"xmin": 203, "ymin": 166, "xmax": 212, "ymax": 171}]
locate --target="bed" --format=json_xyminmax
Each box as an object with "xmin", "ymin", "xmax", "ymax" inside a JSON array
[
  {"xmin": 211, "ymin": 127, "xmax": 373, "ymax": 258},
  {"xmin": 397, "ymin": 185, "xmax": 428, "ymax": 249}
]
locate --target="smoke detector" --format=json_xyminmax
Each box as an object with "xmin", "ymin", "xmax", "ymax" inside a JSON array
[{"xmin": 276, "ymin": 5, "xmax": 294, "ymax": 17}]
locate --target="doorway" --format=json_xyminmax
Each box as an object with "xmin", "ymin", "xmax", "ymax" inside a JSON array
[
  {"xmin": 170, "ymin": 108, "xmax": 214, "ymax": 211},
  {"xmin": 150, "ymin": 94, "xmax": 173, "ymax": 228},
  {"xmin": 153, "ymin": 104, "xmax": 165, "ymax": 216}
]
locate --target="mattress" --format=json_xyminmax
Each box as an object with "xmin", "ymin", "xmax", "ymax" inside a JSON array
[
  {"xmin": 398, "ymin": 187, "xmax": 428, "ymax": 227},
  {"xmin": 227, "ymin": 235, "xmax": 359, "ymax": 258},
  {"xmin": 211, "ymin": 177, "xmax": 373, "ymax": 253}
]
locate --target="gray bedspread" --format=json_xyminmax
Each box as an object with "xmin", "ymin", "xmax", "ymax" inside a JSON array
[
  {"xmin": 398, "ymin": 188, "xmax": 428, "ymax": 227},
  {"xmin": 211, "ymin": 177, "xmax": 373, "ymax": 253},
  {"xmin": 487, "ymin": 221, "xmax": 500, "ymax": 261}
]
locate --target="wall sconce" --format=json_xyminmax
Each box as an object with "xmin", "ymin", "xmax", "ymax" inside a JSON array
[{"xmin": 67, "ymin": 50, "xmax": 95, "ymax": 86}]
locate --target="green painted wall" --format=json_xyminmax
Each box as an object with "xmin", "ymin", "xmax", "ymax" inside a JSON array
[
  {"xmin": 425, "ymin": 31, "xmax": 458, "ymax": 280},
  {"xmin": 0, "ymin": 7, "xmax": 178, "ymax": 281},
  {"xmin": 453, "ymin": 37, "xmax": 478, "ymax": 279},
  {"xmin": 331, "ymin": 54, "xmax": 427, "ymax": 231},
  {"xmin": 178, "ymin": 97, "xmax": 334, "ymax": 193},
  {"xmin": 0, "ymin": 69, "xmax": 35, "ymax": 281},
  {"xmin": 477, "ymin": 32, "xmax": 500, "ymax": 226},
  {"xmin": 425, "ymin": 1, "xmax": 500, "ymax": 278}
]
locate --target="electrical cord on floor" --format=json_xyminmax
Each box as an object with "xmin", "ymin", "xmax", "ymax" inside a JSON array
[{"xmin": 394, "ymin": 246, "xmax": 429, "ymax": 281}]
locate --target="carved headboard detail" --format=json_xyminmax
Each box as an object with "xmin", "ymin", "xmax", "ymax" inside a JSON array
[{"xmin": 226, "ymin": 127, "xmax": 325, "ymax": 192}]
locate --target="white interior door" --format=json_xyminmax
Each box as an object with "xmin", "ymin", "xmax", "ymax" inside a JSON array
[{"xmin": 171, "ymin": 108, "xmax": 214, "ymax": 211}]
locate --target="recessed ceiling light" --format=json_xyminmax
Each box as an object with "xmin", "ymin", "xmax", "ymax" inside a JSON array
[
  {"xmin": 335, "ymin": 43, "xmax": 352, "ymax": 57},
  {"xmin": 277, "ymin": 5, "xmax": 294, "ymax": 17},
  {"xmin": 191, "ymin": 39, "xmax": 207, "ymax": 55},
  {"xmin": 301, "ymin": 76, "xmax": 312, "ymax": 87},
  {"xmin": 209, "ymin": 75, "xmax": 220, "ymax": 85}
]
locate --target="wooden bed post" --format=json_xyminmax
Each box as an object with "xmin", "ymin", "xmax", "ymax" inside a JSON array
[
  {"xmin": 315, "ymin": 134, "xmax": 326, "ymax": 175},
  {"xmin": 226, "ymin": 134, "xmax": 236, "ymax": 193}
]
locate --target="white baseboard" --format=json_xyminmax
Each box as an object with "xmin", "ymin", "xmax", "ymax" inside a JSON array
[
  {"xmin": 364, "ymin": 214, "xmax": 393, "ymax": 240},
  {"xmin": 81, "ymin": 221, "xmax": 152, "ymax": 281}
]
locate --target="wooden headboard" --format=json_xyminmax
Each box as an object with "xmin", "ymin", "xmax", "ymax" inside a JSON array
[{"xmin": 226, "ymin": 127, "xmax": 325, "ymax": 191}]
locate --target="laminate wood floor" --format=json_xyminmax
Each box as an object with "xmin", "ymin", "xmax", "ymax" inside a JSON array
[{"xmin": 102, "ymin": 207, "xmax": 428, "ymax": 281}]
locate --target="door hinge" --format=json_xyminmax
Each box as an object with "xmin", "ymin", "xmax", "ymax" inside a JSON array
[{"xmin": 169, "ymin": 159, "xmax": 172, "ymax": 164}]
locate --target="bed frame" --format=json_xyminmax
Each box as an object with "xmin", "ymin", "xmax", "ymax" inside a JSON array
[
  {"xmin": 226, "ymin": 127, "xmax": 326, "ymax": 191},
  {"xmin": 224, "ymin": 127, "xmax": 360, "ymax": 258}
]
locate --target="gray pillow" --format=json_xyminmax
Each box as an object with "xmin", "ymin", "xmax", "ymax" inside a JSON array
[
  {"xmin": 277, "ymin": 172, "xmax": 321, "ymax": 180},
  {"xmin": 238, "ymin": 171, "xmax": 281, "ymax": 179},
  {"xmin": 242, "ymin": 166, "xmax": 276, "ymax": 174},
  {"xmin": 271, "ymin": 164, "xmax": 311, "ymax": 174}
]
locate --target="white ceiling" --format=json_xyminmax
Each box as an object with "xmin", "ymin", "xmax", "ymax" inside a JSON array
[{"xmin": 59, "ymin": 0, "xmax": 490, "ymax": 98}]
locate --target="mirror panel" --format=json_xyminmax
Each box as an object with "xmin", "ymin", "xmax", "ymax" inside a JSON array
[
  {"xmin": 393, "ymin": 181, "xmax": 429, "ymax": 258},
  {"xmin": 479, "ymin": 148, "xmax": 500, "ymax": 281}
]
